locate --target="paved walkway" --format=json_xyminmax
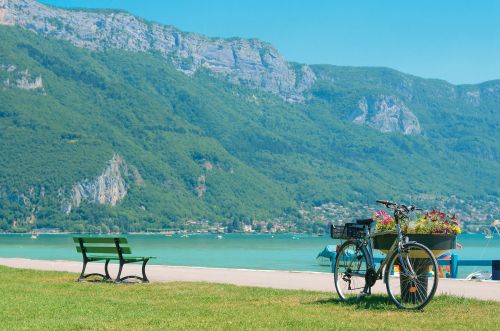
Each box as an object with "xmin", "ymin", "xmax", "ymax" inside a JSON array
[{"xmin": 1, "ymin": 258, "xmax": 499, "ymax": 302}]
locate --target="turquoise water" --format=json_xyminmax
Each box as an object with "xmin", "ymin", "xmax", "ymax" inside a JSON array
[{"xmin": 0, "ymin": 233, "xmax": 498, "ymax": 278}]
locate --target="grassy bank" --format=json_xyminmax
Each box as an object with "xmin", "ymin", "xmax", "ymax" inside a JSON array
[{"xmin": 0, "ymin": 266, "xmax": 498, "ymax": 330}]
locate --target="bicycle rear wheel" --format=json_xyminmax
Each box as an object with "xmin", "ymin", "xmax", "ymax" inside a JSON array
[
  {"xmin": 334, "ymin": 240, "xmax": 369, "ymax": 301},
  {"xmin": 385, "ymin": 242, "xmax": 438, "ymax": 310}
]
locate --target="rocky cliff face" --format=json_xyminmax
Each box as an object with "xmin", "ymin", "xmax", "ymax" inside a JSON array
[
  {"xmin": 1, "ymin": 0, "xmax": 316, "ymax": 102},
  {"xmin": 61, "ymin": 154, "xmax": 137, "ymax": 213},
  {"xmin": 0, "ymin": 154, "xmax": 140, "ymax": 220},
  {"xmin": 460, "ymin": 82, "xmax": 500, "ymax": 107},
  {"xmin": 1, "ymin": 64, "xmax": 44, "ymax": 90},
  {"xmin": 352, "ymin": 95, "xmax": 422, "ymax": 135}
]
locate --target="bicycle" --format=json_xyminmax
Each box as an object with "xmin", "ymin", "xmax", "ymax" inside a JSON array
[{"xmin": 331, "ymin": 200, "xmax": 439, "ymax": 310}]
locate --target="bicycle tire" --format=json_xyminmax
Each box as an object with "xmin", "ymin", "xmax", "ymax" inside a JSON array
[
  {"xmin": 334, "ymin": 240, "xmax": 370, "ymax": 301},
  {"xmin": 385, "ymin": 242, "xmax": 439, "ymax": 310}
]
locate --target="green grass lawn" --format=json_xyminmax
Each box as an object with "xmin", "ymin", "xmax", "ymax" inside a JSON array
[{"xmin": 0, "ymin": 266, "xmax": 498, "ymax": 330}]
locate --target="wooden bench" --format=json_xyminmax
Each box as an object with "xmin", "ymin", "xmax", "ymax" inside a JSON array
[{"xmin": 73, "ymin": 237, "xmax": 155, "ymax": 283}]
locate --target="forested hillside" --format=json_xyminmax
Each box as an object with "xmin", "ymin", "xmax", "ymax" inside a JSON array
[{"xmin": 0, "ymin": 3, "xmax": 498, "ymax": 233}]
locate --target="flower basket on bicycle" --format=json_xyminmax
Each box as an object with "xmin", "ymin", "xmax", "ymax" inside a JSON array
[
  {"xmin": 372, "ymin": 233, "xmax": 456, "ymax": 257},
  {"xmin": 372, "ymin": 208, "xmax": 459, "ymax": 257}
]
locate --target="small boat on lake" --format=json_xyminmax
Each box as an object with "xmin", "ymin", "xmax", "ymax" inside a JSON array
[
  {"xmin": 466, "ymin": 271, "xmax": 492, "ymax": 280},
  {"xmin": 30, "ymin": 230, "xmax": 38, "ymax": 239},
  {"xmin": 316, "ymin": 245, "xmax": 337, "ymax": 266}
]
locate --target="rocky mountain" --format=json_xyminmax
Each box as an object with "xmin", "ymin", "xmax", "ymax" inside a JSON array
[
  {"xmin": 0, "ymin": 0, "xmax": 498, "ymax": 233},
  {"xmin": 1, "ymin": 0, "xmax": 315, "ymax": 102},
  {"xmin": 1, "ymin": 64, "xmax": 44, "ymax": 90},
  {"xmin": 352, "ymin": 95, "xmax": 421, "ymax": 135},
  {"xmin": 60, "ymin": 154, "xmax": 138, "ymax": 214}
]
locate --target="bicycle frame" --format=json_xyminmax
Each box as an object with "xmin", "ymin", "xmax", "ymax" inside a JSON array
[{"xmin": 363, "ymin": 219, "xmax": 412, "ymax": 282}]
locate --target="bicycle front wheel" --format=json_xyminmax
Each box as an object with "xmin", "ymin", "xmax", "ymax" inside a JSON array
[
  {"xmin": 385, "ymin": 242, "xmax": 439, "ymax": 310},
  {"xmin": 334, "ymin": 240, "xmax": 369, "ymax": 301}
]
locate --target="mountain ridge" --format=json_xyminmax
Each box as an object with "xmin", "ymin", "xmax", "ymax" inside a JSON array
[
  {"xmin": 1, "ymin": 0, "xmax": 316, "ymax": 102},
  {"xmin": 4, "ymin": 0, "xmax": 498, "ymax": 101}
]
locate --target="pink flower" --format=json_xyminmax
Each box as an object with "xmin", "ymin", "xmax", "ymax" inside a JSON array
[{"xmin": 375, "ymin": 210, "xmax": 389, "ymax": 218}]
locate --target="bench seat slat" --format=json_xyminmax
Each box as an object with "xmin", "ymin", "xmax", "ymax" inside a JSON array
[
  {"xmin": 76, "ymin": 246, "xmax": 132, "ymax": 254},
  {"xmin": 73, "ymin": 237, "xmax": 128, "ymax": 244},
  {"xmin": 86, "ymin": 255, "xmax": 155, "ymax": 261}
]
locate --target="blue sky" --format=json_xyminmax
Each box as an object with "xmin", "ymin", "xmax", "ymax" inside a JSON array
[{"xmin": 40, "ymin": 0, "xmax": 500, "ymax": 84}]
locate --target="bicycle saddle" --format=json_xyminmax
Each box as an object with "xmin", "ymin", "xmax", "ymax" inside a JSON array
[{"xmin": 356, "ymin": 218, "xmax": 374, "ymax": 225}]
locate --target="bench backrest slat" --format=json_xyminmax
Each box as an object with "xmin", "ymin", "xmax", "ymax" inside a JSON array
[
  {"xmin": 73, "ymin": 237, "xmax": 132, "ymax": 256},
  {"xmin": 72, "ymin": 237, "xmax": 128, "ymax": 244},
  {"xmin": 76, "ymin": 246, "xmax": 132, "ymax": 254}
]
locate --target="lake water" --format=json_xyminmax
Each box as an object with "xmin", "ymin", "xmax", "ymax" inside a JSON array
[{"xmin": 0, "ymin": 233, "xmax": 498, "ymax": 278}]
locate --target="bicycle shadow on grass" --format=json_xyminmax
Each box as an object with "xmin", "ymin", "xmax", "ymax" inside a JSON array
[{"xmin": 311, "ymin": 295, "xmax": 405, "ymax": 311}]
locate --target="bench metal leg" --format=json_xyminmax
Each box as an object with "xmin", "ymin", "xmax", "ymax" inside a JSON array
[
  {"xmin": 78, "ymin": 260, "xmax": 112, "ymax": 282},
  {"xmin": 115, "ymin": 261, "xmax": 124, "ymax": 283},
  {"xmin": 104, "ymin": 259, "xmax": 112, "ymax": 281},
  {"xmin": 114, "ymin": 259, "xmax": 150, "ymax": 283},
  {"xmin": 82, "ymin": 272, "xmax": 110, "ymax": 280},
  {"xmin": 142, "ymin": 258, "xmax": 150, "ymax": 283},
  {"xmin": 119, "ymin": 275, "xmax": 146, "ymax": 282},
  {"xmin": 78, "ymin": 260, "xmax": 88, "ymax": 281}
]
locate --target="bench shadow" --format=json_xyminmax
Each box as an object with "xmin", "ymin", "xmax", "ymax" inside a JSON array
[
  {"xmin": 76, "ymin": 278, "xmax": 147, "ymax": 285},
  {"xmin": 311, "ymin": 295, "xmax": 402, "ymax": 311}
]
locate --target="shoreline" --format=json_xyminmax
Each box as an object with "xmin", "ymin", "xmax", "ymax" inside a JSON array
[
  {"xmin": 0, "ymin": 232, "xmax": 326, "ymax": 237},
  {"xmin": 0, "ymin": 231, "xmax": 494, "ymax": 235},
  {"xmin": 1, "ymin": 257, "xmax": 499, "ymax": 302},
  {"xmin": 1, "ymin": 233, "xmax": 497, "ymax": 280}
]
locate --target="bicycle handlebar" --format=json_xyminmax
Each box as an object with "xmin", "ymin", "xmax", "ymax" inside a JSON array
[
  {"xmin": 376, "ymin": 200, "xmax": 421, "ymax": 213},
  {"xmin": 376, "ymin": 200, "xmax": 395, "ymax": 207}
]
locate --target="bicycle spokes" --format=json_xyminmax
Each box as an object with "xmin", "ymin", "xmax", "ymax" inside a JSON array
[
  {"xmin": 334, "ymin": 241, "xmax": 369, "ymax": 300},
  {"xmin": 386, "ymin": 243, "xmax": 438, "ymax": 309}
]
